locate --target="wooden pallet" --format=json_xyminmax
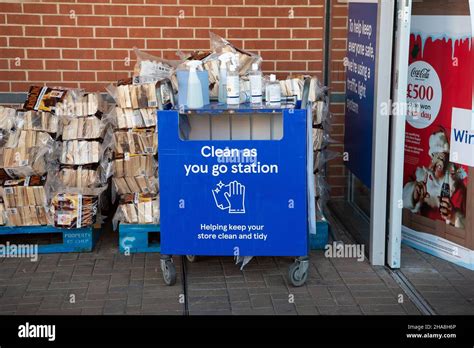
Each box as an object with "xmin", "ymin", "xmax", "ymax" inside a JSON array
[
  {"xmin": 118, "ymin": 223, "xmax": 161, "ymax": 254},
  {"xmin": 0, "ymin": 225, "xmax": 98, "ymax": 254}
]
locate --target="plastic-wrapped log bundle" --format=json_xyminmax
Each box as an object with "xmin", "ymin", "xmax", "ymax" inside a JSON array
[
  {"xmin": 0, "ymin": 99, "xmax": 57, "ymax": 226},
  {"xmin": 310, "ymin": 81, "xmax": 337, "ymax": 222},
  {"xmin": 2, "ymin": 129, "xmax": 53, "ymax": 178},
  {"xmin": 16, "ymin": 110, "xmax": 59, "ymax": 134},
  {"xmin": 0, "ymin": 106, "xmax": 16, "ymax": 147},
  {"xmin": 0, "ymin": 176, "xmax": 49, "ymax": 226},
  {"xmin": 46, "ymin": 90, "xmax": 111, "ymax": 229},
  {"xmin": 116, "ymin": 193, "xmax": 159, "ymax": 225},
  {"xmin": 107, "ymin": 77, "xmax": 162, "ymax": 228},
  {"xmin": 0, "ymin": 106, "xmax": 18, "ymax": 217}
]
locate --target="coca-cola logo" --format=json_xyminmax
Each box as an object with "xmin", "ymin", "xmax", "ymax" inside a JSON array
[{"xmin": 411, "ymin": 67, "xmax": 431, "ymax": 79}]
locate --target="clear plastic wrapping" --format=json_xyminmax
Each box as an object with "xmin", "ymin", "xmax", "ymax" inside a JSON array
[
  {"xmin": 55, "ymin": 125, "xmax": 113, "ymax": 167},
  {"xmin": 56, "ymin": 91, "xmax": 106, "ymax": 118},
  {"xmin": 5, "ymin": 129, "xmax": 53, "ymax": 149},
  {"xmin": 113, "ymin": 154, "xmax": 157, "ymax": 178},
  {"xmin": 107, "ymin": 81, "xmax": 174, "ymax": 112},
  {"xmin": 57, "ymin": 166, "xmax": 102, "ymax": 189},
  {"xmin": 313, "ymin": 128, "xmax": 324, "ymax": 153},
  {"xmin": 206, "ymin": 32, "xmax": 262, "ymax": 77},
  {"xmin": 109, "ymin": 83, "xmax": 159, "ymax": 109},
  {"xmin": 313, "ymin": 100, "xmax": 327, "ymax": 126},
  {"xmin": 16, "ymin": 110, "xmax": 59, "ymax": 134},
  {"xmin": 188, "ymin": 32, "xmax": 262, "ymax": 97},
  {"xmin": 309, "ymin": 82, "xmax": 334, "ymax": 222},
  {"xmin": 2, "ymin": 130, "xmax": 53, "ymax": 177},
  {"xmin": 315, "ymin": 174, "xmax": 330, "ymax": 222},
  {"xmin": 59, "ymin": 140, "xmax": 101, "ymax": 165},
  {"xmin": 113, "ymin": 107, "xmax": 156, "ymax": 130},
  {"xmin": 45, "ymin": 161, "xmax": 110, "ymax": 201},
  {"xmin": 0, "ymin": 106, "xmax": 15, "ymax": 129},
  {"xmin": 132, "ymin": 47, "xmax": 179, "ymax": 84},
  {"xmin": 2, "ymin": 177, "xmax": 47, "ymax": 208},
  {"xmin": 113, "ymin": 129, "xmax": 157, "ymax": 155},
  {"xmin": 314, "ymin": 150, "xmax": 340, "ymax": 172},
  {"xmin": 50, "ymin": 193, "xmax": 98, "ymax": 229},
  {"xmin": 279, "ymin": 77, "xmax": 305, "ymax": 101},
  {"xmin": 5, "ymin": 206, "xmax": 49, "ymax": 226},
  {"xmin": 60, "ymin": 115, "xmax": 105, "ymax": 140},
  {"xmin": 308, "ymin": 77, "xmax": 327, "ymax": 103},
  {"xmin": 112, "ymin": 176, "xmax": 158, "ymax": 196},
  {"xmin": 0, "ymin": 176, "xmax": 49, "ymax": 226},
  {"xmin": 114, "ymin": 193, "xmax": 159, "ymax": 227},
  {"xmin": 0, "ymin": 106, "xmax": 16, "ymax": 146}
]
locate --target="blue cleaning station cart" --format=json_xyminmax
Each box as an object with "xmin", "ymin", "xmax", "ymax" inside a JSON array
[{"xmin": 158, "ymin": 103, "xmax": 316, "ymax": 286}]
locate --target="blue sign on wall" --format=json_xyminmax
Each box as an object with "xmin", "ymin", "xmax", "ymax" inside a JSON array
[
  {"xmin": 158, "ymin": 108, "xmax": 308, "ymax": 256},
  {"xmin": 344, "ymin": 1, "xmax": 378, "ymax": 188}
]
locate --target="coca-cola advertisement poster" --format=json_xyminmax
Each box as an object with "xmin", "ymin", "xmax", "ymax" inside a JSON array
[{"xmin": 402, "ymin": 15, "xmax": 473, "ymax": 269}]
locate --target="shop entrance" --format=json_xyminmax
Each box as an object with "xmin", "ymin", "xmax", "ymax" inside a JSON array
[{"xmin": 331, "ymin": 0, "xmax": 412, "ymax": 267}]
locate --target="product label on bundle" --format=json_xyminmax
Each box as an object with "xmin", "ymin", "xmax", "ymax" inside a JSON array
[
  {"xmin": 159, "ymin": 109, "xmax": 308, "ymax": 256},
  {"xmin": 57, "ymin": 213, "xmax": 72, "ymax": 226}
]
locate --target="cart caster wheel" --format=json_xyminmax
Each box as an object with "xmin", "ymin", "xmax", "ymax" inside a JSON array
[
  {"xmin": 186, "ymin": 255, "xmax": 198, "ymax": 263},
  {"xmin": 288, "ymin": 262, "xmax": 308, "ymax": 287},
  {"xmin": 162, "ymin": 260, "xmax": 177, "ymax": 286}
]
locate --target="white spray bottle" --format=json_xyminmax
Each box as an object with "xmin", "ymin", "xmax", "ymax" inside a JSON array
[
  {"xmin": 218, "ymin": 52, "xmax": 233, "ymax": 104},
  {"xmin": 186, "ymin": 60, "xmax": 204, "ymax": 109},
  {"xmin": 226, "ymin": 64, "xmax": 240, "ymax": 106},
  {"xmin": 249, "ymin": 63, "xmax": 263, "ymax": 105}
]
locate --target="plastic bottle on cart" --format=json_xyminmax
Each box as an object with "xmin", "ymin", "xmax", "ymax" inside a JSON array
[
  {"xmin": 249, "ymin": 63, "xmax": 263, "ymax": 106},
  {"xmin": 266, "ymin": 74, "xmax": 281, "ymax": 107},
  {"xmin": 226, "ymin": 64, "xmax": 240, "ymax": 106},
  {"xmin": 186, "ymin": 60, "xmax": 204, "ymax": 109},
  {"xmin": 218, "ymin": 53, "xmax": 233, "ymax": 104}
]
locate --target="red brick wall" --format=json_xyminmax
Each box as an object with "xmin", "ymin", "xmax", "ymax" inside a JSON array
[
  {"xmin": 0, "ymin": 0, "xmax": 328, "ymax": 92},
  {"xmin": 326, "ymin": 0, "xmax": 347, "ymax": 198},
  {"xmin": 0, "ymin": 0, "xmax": 348, "ymax": 197}
]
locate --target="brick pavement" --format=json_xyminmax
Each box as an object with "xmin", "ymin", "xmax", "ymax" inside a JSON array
[
  {"xmin": 399, "ymin": 245, "xmax": 474, "ymax": 315},
  {"xmin": 185, "ymin": 252, "xmax": 420, "ymax": 315},
  {"xmin": 0, "ymin": 221, "xmax": 472, "ymax": 315},
  {"xmin": 0, "ymin": 231, "xmax": 184, "ymax": 315}
]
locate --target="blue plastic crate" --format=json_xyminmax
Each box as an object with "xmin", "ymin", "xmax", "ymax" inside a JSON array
[
  {"xmin": 0, "ymin": 225, "xmax": 98, "ymax": 254},
  {"xmin": 118, "ymin": 223, "xmax": 161, "ymax": 254},
  {"xmin": 310, "ymin": 221, "xmax": 329, "ymax": 250}
]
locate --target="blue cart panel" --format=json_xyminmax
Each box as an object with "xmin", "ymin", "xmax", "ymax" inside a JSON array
[{"xmin": 158, "ymin": 106, "xmax": 308, "ymax": 256}]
